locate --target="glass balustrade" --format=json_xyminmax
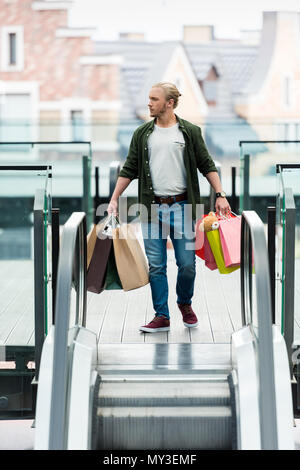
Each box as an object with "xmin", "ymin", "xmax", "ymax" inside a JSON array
[
  {"xmin": 276, "ymin": 165, "xmax": 300, "ymax": 348},
  {"xmin": 0, "ymin": 142, "xmax": 92, "ymax": 227},
  {"xmin": 0, "ymin": 166, "xmax": 52, "ymax": 354},
  {"xmin": 239, "ymin": 141, "xmax": 300, "ymax": 216}
]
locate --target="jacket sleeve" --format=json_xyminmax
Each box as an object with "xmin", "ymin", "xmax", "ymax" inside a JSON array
[
  {"xmin": 119, "ymin": 130, "xmax": 139, "ymax": 180},
  {"xmin": 193, "ymin": 126, "xmax": 218, "ymax": 176}
]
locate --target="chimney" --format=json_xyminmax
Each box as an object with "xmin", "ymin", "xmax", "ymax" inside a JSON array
[
  {"xmin": 183, "ymin": 25, "xmax": 214, "ymax": 43},
  {"xmin": 119, "ymin": 32, "xmax": 145, "ymax": 41}
]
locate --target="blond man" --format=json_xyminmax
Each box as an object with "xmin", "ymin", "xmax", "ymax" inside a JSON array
[{"xmin": 108, "ymin": 82, "xmax": 230, "ymax": 332}]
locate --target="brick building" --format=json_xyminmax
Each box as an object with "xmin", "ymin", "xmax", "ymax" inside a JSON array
[
  {"xmin": 235, "ymin": 11, "xmax": 300, "ymax": 142},
  {"xmin": 1, "ymin": 3, "xmax": 300, "ymax": 164},
  {"xmin": 0, "ymin": 0, "xmax": 121, "ymax": 158}
]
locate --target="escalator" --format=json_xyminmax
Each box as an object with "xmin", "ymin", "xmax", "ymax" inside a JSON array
[
  {"xmin": 96, "ymin": 358, "xmax": 234, "ymax": 450},
  {"xmin": 34, "ymin": 210, "xmax": 295, "ymax": 450}
]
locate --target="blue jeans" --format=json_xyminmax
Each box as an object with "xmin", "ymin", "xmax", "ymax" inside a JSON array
[{"xmin": 141, "ymin": 201, "xmax": 196, "ymax": 320}]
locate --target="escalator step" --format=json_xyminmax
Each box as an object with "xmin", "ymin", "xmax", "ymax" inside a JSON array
[
  {"xmin": 97, "ymin": 405, "xmax": 232, "ymax": 450},
  {"xmin": 98, "ymin": 380, "xmax": 230, "ymax": 407}
]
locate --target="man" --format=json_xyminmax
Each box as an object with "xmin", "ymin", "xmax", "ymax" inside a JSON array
[{"xmin": 108, "ymin": 82, "xmax": 230, "ymax": 333}]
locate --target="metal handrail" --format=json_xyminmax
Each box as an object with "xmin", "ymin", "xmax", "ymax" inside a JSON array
[
  {"xmin": 49, "ymin": 212, "xmax": 87, "ymax": 450},
  {"xmin": 0, "ymin": 140, "xmax": 92, "ymax": 158},
  {"xmin": 240, "ymin": 210, "xmax": 278, "ymax": 449}
]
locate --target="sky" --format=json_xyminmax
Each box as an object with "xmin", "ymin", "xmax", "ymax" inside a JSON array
[{"xmin": 68, "ymin": 0, "xmax": 300, "ymax": 42}]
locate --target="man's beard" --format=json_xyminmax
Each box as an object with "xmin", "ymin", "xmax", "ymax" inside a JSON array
[{"xmin": 151, "ymin": 103, "xmax": 167, "ymax": 118}]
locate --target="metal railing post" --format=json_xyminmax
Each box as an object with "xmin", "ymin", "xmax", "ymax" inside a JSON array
[
  {"xmin": 109, "ymin": 161, "xmax": 121, "ymax": 197},
  {"xmin": 33, "ymin": 189, "xmax": 46, "ymax": 380},
  {"xmin": 243, "ymin": 154, "xmax": 250, "ymax": 211},
  {"xmin": 267, "ymin": 206, "xmax": 276, "ymax": 324},
  {"xmin": 82, "ymin": 155, "xmax": 93, "ymax": 231},
  {"xmin": 282, "ymin": 188, "xmax": 296, "ymax": 377},
  {"xmin": 51, "ymin": 208, "xmax": 60, "ymax": 325},
  {"xmin": 231, "ymin": 167, "xmax": 238, "ymax": 214},
  {"xmin": 94, "ymin": 166, "xmax": 100, "ymax": 223}
]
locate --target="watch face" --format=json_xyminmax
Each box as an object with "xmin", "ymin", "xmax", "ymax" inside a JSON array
[{"xmin": 221, "ymin": 191, "xmax": 226, "ymax": 197}]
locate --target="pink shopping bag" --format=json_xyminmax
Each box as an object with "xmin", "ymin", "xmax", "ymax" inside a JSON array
[{"xmin": 218, "ymin": 216, "xmax": 241, "ymax": 267}]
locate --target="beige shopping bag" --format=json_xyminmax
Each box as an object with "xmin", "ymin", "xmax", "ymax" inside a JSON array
[
  {"xmin": 87, "ymin": 215, "xmax": 117, "ymax": 270},
  {"xmin": 112, "ymin": 223, "xmax": 149, "ymax": 291}
]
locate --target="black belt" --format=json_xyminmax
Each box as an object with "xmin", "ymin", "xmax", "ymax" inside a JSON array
[{"xmin": 154, "ymin": 192, "xmax": 187, "ymax": 205}]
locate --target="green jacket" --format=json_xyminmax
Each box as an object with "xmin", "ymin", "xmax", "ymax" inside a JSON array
[{"xmin": 119, "ymin": 115, "xmax": 218, "ymax": 221}]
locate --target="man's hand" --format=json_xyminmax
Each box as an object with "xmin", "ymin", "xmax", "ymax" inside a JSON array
[
  {"xmin": 215, "ymin": 197, "xmax": 231, "ymax": 216},
  {"xmin": 107, "ymin": 199, "xmax": 118, "ymax": 216},
  {"xmin": 106, "ymin": 176, "xmax": 131, "ymax": 217}
]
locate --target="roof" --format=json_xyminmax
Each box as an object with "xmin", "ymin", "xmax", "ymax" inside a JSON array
[
  {"xmin": 94, "ymin": 38, "xmax": 261, "ymax": 156},
  {"xmin": 184, "ymin": 42, "xmax": 258, "ymax": 95},
  {"xmin": 94, "ymin": 38, "xmax": 258, "ymax": 121},
  {"xmin": 95, "ymin": 40, "xmax": 157, "ymax": 121}
]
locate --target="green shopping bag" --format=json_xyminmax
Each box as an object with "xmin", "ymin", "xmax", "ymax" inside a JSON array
[
  {"xmin": 206, "ymin": 230, "xmax": 240, "ymax": 274},
  {"xmin": 104, "ymin": 245, "xmax": 123, "ymax": 290}
]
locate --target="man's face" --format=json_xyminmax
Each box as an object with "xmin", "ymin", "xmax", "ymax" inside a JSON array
[{"xmin": 148, "ymin": 87, "xmax": 170, "ymax": 118}]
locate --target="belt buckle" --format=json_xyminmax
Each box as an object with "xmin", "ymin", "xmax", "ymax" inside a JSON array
[{"xmin": 160, "ymin": 195, "xmax": 170, "ymax": 203}]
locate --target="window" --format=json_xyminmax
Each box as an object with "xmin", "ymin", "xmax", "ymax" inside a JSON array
[
  {"xmin": 201, "ymin": 66, "xmax": 219, "ymax": 105},
  {"xmin": 9, "ymin": 33, "xmax": 17, "ymax": 65},
  {"xmin": 174, "ymin": 76, "xmax": 185, "ymax": 93},
  {"xmin": 71, "ymin": 110, "xmax": 84, "ymax": 141},
  {"xmin": 1, "ymin": 26, "xmax": 24, "ymax": 71},
  {"xmin": 202, "ymin": 80, "xmax": 217, "ymax": 104},
  {"xmin": 0, "ymin": 93, "xmax": 31, "ymax": 142},
  {"xmin": 276, "ymin": 120, "xmax": 300, "ymax": 152},
  {"xmin": 284, "ymin": 76, "xmax": 292, "ymax": 108}
]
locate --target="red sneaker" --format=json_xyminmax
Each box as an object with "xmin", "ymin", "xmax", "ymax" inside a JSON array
[
  {"xmin": 178, "ymin": 303, "xmax": 198, "ymax": 328},
  {"xmin": 139, "ymin": 315, "xmax": 170, "ymax": 333}
]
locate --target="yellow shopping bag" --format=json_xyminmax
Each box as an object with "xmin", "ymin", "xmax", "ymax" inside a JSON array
[{"xmin": 206, "ymin": 230, "xmax": 240, "ymax": 274}]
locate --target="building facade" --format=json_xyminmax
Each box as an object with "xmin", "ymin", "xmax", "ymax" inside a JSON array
[
  {"xmin": 0, "ymin": 0, "xmax": 121, "ymax": 159},
  {"xmin": 1, "ymin": 3, "xmax": 300, "ymax": 165}
]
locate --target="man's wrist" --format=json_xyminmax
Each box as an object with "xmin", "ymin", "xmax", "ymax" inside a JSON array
[{"xmin": 215, "ymin": 191, "xmax": 226, "ymax": 198}]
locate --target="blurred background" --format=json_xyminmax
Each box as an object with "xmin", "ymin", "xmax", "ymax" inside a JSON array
[
  {"xmin": 0, "ymin": 2, "xmax": 300, "ymax": 446},
  {"xmin": 0, "ymin": 0, "xmax": 300, "ymax": 219}
]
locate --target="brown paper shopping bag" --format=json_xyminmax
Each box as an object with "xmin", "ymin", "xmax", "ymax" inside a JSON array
[
  {"xmin": 87, "ymin": 223, "xmax": 98, "ymax": 270},
  {"xmin": 87, "ymin": 216, "xmax": 116, "ymax": 294},
  {"xmin": 112, "ymin": 223, "xmax": 149, "ymax": 291}
]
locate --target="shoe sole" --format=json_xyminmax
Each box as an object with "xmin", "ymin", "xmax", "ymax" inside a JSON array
[
  {"xmin": 183, "ymin": 321, "xmax": 198, "ymax": 328},
  {"xmin": 139, "ymin": 326, "xmax": 170, "ymax": 333}
]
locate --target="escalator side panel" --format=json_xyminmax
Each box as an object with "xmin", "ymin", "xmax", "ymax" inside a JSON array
[
  {"xmin": 272, "ymin": 325, "xmax": 294, "ymax": 450},
  {"xmin": 231, "ymin": 326, "xmax": 261, "ymax": 450},
  {"xmin": 34, "ymin": 327, "xmax": 55, "ymax": 450}
]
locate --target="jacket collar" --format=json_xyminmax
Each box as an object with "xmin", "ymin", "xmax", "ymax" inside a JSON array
[{"xmin": 148, "ymin": 114, "xmax": 187, "ymax": 134}]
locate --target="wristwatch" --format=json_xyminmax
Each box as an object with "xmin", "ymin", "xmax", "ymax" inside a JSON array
[{"xmin": 216, "ymin": 191, "xmax": 226, "ymax": 198}]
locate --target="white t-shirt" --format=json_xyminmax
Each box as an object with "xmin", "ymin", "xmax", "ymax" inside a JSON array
[{"xmin": 148, "ymin": 123, "xmax": 187, "ymax": 196}]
